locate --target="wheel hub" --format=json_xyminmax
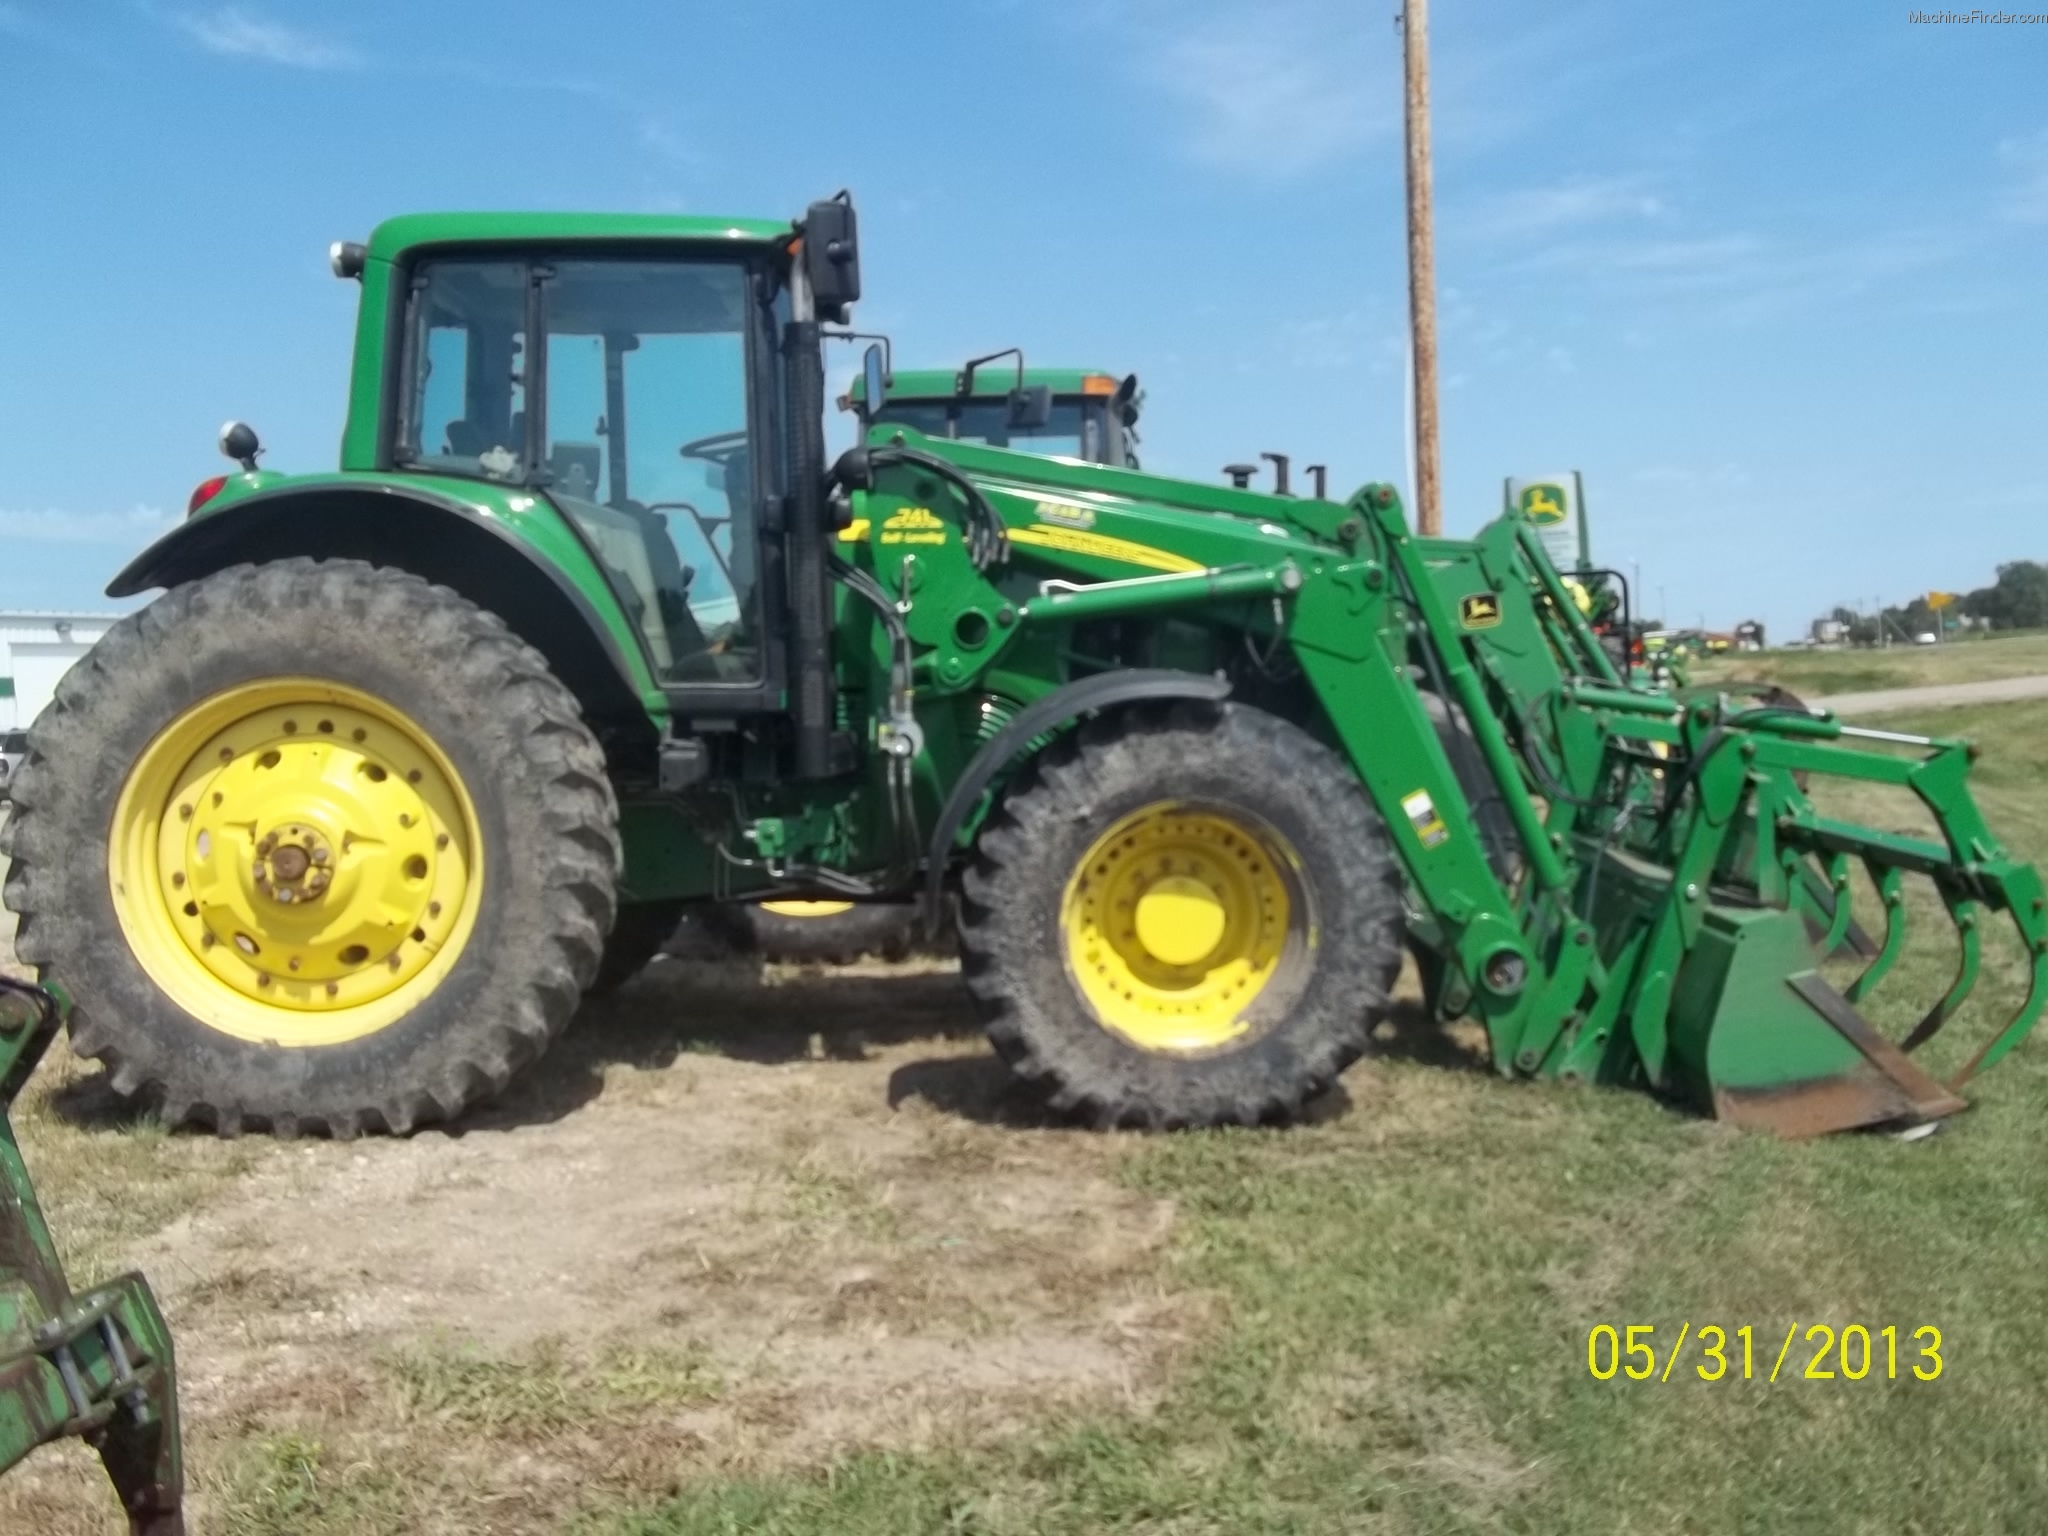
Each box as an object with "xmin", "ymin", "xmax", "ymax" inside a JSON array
[
  {"xmin": 1060, "ymin": 803, "xmax": 1297, "ymax": 1054},
  {"xmin": 1132, "ymin": 874, "xmax": 1228, "ymax": 967},
  {"xmin": 253, "ymin": 825, "xmax": 331, "ymax": 904},
  {"xmin": 110, "ymin": 680, "xmax": 483, "ymax": 1046}
]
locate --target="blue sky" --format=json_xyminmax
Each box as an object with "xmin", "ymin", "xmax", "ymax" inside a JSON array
[{"xmin": 0, "ymin": 0, "xmax": 2041, "ymax": 639}]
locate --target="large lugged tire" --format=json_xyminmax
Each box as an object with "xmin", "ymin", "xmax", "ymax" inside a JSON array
[
  {"xmin": 3, "ymin": 558, "xmax": 619, "ymax": 1137},
  {"xmin": 587, "ymin": 900, "xmax": 687, "ymax": 995},
  {"xmin": 958, "ymin": 700, "xmax": 1404, "ymax": 1128},
  {"xmin": 698, "ymin": 900, "xmax": 923, "ymax": 964}
]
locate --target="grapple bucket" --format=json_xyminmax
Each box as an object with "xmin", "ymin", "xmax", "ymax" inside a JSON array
[
  {"xmin": 1665, "ymin": 902, "xmax": 1967, "ymax": 1137},
  {"xmin": 1625, "ymin": 715, "xmax": 2048, "ymax": 1139}
]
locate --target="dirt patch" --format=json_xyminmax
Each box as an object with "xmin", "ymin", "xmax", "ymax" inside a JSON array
[{"xmin": 2, "ymin": 952, "xmax": 1201, "ymax": 1531}]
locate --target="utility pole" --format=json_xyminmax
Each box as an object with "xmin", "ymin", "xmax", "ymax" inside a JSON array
[{"xmin": 1400, "ymin": 0, "xmax": 1441, "ymax": 535}]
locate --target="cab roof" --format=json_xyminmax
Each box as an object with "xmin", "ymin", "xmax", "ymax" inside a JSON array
[
  {"xmin": 364, "ymin": 211, "xmax": 794, "ymax": 264},
  {"xmin": 855, "ymin": 366, "xmax": 1125, "ymax": 403}
]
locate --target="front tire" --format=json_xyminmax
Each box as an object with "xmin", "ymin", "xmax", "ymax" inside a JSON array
[
  {"xmin": 958, "ymin": 701, "xmax": 1404, "ymax": 1128},
  {"xmin": 3, "ymin": 558, "xmax": 619, "ymax": 1136}
]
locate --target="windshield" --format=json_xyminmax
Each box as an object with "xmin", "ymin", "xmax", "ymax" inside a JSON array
[
  {"xmin": 872, "ymin": 397, "xmax": 1117, "ymax": 463},
  {"xmin": 399, "ymin": 256, "xmax": 771, "ymax": 687}
]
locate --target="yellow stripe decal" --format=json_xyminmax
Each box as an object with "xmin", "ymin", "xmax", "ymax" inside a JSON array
[{"xmin": 1007, "ymin": 524, "xmax": 1204, "ymax": 573}]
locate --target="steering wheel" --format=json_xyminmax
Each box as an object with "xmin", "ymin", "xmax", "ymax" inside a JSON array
[{"xmin": 679, "ymin": 429, "xmax": 748, "ymax": 464}]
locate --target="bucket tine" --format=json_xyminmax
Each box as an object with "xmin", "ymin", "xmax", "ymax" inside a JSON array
[
  {"xmin": 1844, "ymin": 865, "xmax": 1905, "ymax": 1005},
  {"xmin": 1816, "ymin": 852, "xmax": 1857, "ymax": 957},
  {"xmin": 1900, "ymin": 898, "xmax": 1980, "ymax": 1054},
  {"xmin": 1796, "ymin": 856, "xmax": 1881, "ymax": 960},
  {"xmin": 1951, "ymin": 938, "xmax": 2048, "ymax": 1086}
]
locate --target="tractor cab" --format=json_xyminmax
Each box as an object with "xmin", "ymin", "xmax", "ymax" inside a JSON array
[
  {"xmin": 850, "ymin": 357, "xmax": 1142, "ymax": 468},
  {"xmin": 396, "ymin": 255, "xmax": 771, "ymax": 685}
]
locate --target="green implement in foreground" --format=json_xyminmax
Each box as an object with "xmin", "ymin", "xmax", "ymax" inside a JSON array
[
  {"xmin": 0, "ymin": 979, "xmax": 184, "ymax": 1532},
  {"xmin": 8, "ymin": 192, "xmax": 2044, "ymax": 1139}
]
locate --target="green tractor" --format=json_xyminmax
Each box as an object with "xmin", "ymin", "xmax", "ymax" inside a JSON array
[
  {"xmin": 0, "ymin": 980, "xmax": 184, "ymax": 1531},
  {"xmin": 706, "ymin": 356, "xmax": 1144, "ymax": 964},
  {"xmin": 9, "ymin": 194, "xmax": 2045, "ymax": 1137}
]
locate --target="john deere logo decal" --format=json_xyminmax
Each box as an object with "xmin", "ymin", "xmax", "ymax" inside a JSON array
[
  {"xmin": 1519, "ymin": 484, "xmax": 1568, "ymax": 526},
  {"xmin": 1461, "ymin": 593, "xmax": 1503, "ymax": 629}
]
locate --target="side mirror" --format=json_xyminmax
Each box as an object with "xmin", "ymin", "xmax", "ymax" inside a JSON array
[
  {"xmin": 861, "ymin": 343, "xmax": 888, "ymax": 420},
  {"xmin": 219, "ymin": 420, "xmax": 262, "ymax": 472},
  {"xmin": 1007, "ymin": 385, "xmax": 1053, "ymax": 431},
  {"xmin": 801, "ymin": 193, "xmax": 860, "ymax": 324},
  {"xmin": 1113, "ymin": 372, "xmax": 1140, "ymax": 425}
]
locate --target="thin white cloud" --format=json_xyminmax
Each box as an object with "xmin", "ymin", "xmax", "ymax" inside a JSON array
[
  {"xmin": 175, "ymin": 8, "xmax": 358, "ymax": 69},
  {"xmin": 639, "ymin": 120, "xmax": 701, "ymax": 168},
  {"xmin": 1132, "ymin": 1, "xmax": 1390, "ymax": 176},
  {"xmin": 1458, "ymin": 175, "xmax": 1664, "ymax": 241},
  {"xmin": 1491, "ymin": 224, "xmax": 1953, "ymax": 326},
  {"xmin": 0, "ymin": 507, "xmax": 176, "ymax": 545},
  {"xmin": 1997, "ymin": 129, "xmax": 2048, "ymax": 224}
]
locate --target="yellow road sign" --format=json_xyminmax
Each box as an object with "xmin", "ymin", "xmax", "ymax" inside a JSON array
[{"xmin": 1927, "ymin": 591, "xmax": 1958, "ymax": 610}]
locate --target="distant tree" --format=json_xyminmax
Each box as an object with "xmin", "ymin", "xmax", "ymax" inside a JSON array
[{"xmin": 1961, "ymin": 561, "xmax": 2048, "ymax": 631}]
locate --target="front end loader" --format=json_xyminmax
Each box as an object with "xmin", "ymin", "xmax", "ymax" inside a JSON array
[
  {"xmin": 0, "ymin": 979, "xmax": 184, "ymax": 1532},
  {"xmin": 7, "ymin": 193, "xmax": 2041, "ymax": 1137}
]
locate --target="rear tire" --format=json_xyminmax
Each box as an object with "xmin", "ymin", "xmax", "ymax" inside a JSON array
[
  {"xmin": 958, "ymin": 701, "xmax": 1404, "ymax": 1128},
  {"xmin": 3, "ymin": 558, "xmax": 619, "ymax": 1137}
]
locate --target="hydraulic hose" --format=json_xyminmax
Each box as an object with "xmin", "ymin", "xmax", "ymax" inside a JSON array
[{"xmin": 866, "ymin": 443, "xmax": 1009, "ymax": 572}]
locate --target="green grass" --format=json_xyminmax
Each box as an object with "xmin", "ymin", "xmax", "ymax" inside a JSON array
[
  {"xmin": 1690, "ymin": 629, "xmax": 2048, "ymax": 696},
  {"xmin": 594, "ymin": 702, "xmax": 2048, "ymax": 1536}
]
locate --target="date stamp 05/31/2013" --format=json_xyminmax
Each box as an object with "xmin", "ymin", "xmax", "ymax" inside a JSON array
[{"xmin": 1586, "ymin": 1324, "xmax": 1944, "ymax": 1384}]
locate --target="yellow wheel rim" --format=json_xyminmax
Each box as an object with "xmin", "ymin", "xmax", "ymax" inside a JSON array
[
  {"xmin": 108, "ymin": 678, "xmax": 484, "ymax": 1047},
  {"xmin": 1060, "ymin": 801, "xmax": 1302, "ymax": 1054},
  {"xmin": 758, "ymin": 900, "xmax": 856, "ymax": 918}
]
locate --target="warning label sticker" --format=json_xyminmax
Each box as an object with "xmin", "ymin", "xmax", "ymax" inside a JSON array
[{"xmin": 1401, "ymin": 788, "xmax": 1450, "ymax": 849}]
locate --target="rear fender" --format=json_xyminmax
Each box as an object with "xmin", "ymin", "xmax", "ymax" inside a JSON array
[{"xmin": 108, "ymin": 482, "xmax": 660, "ymax": 739}]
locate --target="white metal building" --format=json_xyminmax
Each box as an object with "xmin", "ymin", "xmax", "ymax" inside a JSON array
[{"xmin": 0, "ymin": 613, "xmax": 120, "ymax": 732}]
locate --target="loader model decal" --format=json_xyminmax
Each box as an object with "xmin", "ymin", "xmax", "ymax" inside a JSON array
[
  {"xmin": 1460, "ymin": 593, "xmax": 1504, "ymax": 630},
  {"xmin": 1032, "ymin": 498, "xmax": 1097, "ymax": 529},
  {"xmin": 1007, "ymin": 524, "xmax": 1204, "ymax": 574},
  {"xmin": 880, "ymin": 507, "xmax": 948, "ymax": 546}
]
